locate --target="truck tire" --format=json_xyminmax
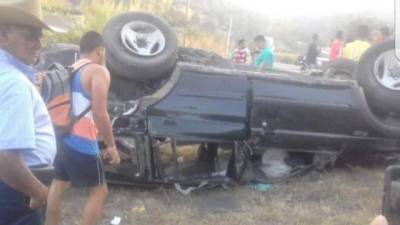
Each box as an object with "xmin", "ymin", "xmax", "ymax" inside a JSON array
[
  {"xmin": 110, "ymin": 73, "xmax": 169, "ymax": 101},
  {"xmin": 356, "ymin": 39, "xmax": 400, "ymax": 114},
  {"xmin": 103, "ymin": 12, "xmax": 177, "ymax": 81}
]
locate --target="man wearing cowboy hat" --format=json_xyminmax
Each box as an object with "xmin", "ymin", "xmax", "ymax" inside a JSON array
[{"xmin": 0, "ymin": 0, "xmax": 64, "ymax": 224}]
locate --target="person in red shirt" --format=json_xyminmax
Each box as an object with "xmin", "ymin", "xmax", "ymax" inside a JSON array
[{"xmin": 329, "ymin": 30, "xmax": 344, "ymax": 61}]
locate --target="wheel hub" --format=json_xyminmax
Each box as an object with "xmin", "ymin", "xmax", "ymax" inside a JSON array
[
  {"xmin": 373, "ymin": 50, "xmax": 400, "ymax": 91},
  {"xmin": 120, "ymin": 20, "xmax": 166, "ymax": 57}
]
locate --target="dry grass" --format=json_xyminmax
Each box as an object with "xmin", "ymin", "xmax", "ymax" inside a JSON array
[
  {"xmin": 59, "ymin": 162, "xmax": 386, "ymax": 225},
  {"xmin": 183, "ymin": 31, "xmax": 228, "ymax": 57}
]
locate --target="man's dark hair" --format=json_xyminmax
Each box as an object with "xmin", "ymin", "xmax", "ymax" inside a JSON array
[
  {"xmin": 238, "ymin": 39, "xmax": 245, "ymax": 45},
  {"xmin": 357, "ymin": 25, "xmax": 370, "ymax": 40},
  {"xmin": 254, "ymin": 35, "xmax": 265, "ymax": 43},
  {"xmin": 380, "ymin": 26, "xmax": 391, "ymax": 38},
  {"xmin": 312, "ymin": 33, "xmax": 319, "ymax": 41},
  {"xmin": 79, "ymin": 30, "xmax": 104, "ymax": 54},
  {"xmin": 336, "ymin": 30, "xmax": 344, "ymax": 39}
]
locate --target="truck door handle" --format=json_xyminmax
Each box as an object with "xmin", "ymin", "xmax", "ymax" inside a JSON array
[{"xmin": 162, "ymin": 119, "xmax": 177, "ymax": 126}]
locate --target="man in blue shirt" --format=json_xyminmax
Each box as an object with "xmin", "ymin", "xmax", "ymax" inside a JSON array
[
  {"xmin": 0, "ymin": 0, "xmax": 61, "ymax": 224},
  {"xmin": 253, "ymin": 35, "xmax": 274, "ymax": 71}
]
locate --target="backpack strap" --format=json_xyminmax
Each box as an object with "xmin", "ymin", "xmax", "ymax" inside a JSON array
[
  {"xmin": 65, "ymin": 59, "xmax": 95, "ymax": 135},
  {"xmin": 68, "ymin": 59, "xmax": 94, "ymax": 75},
  {"xmin": 65, "ymin": 105, "xmax": 92, "ymax": 133}
]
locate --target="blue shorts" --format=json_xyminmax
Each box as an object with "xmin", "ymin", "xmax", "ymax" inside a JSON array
[
  {"xmin": 0, "ymin": 181, "xmax": 43, "ymax": 225},
  {"xmin": 54, "ymin": 143, "xmax": 105, "ymax": 188}
]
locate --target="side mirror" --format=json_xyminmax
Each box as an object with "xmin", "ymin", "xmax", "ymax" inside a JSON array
[{"xmin": 383, "ymin": 165, "xmax": 400, "ymax": 225}]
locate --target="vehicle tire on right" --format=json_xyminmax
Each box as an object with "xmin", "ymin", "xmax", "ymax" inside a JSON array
[{"xmin": 356, "ymin": 39, "xmax": 400, "ymax": 114}]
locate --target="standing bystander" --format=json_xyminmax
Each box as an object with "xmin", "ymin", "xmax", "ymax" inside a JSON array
[
  {"xmin": 253, "ymin": 35, "xmax": 275, "ymax": 71},
  {"xmin": 305, "ymin": 33, "xmax": 321, "ymax": 69},
  {"xmin": 232, "ymin": 39, "xmax": 251, "ymax": 64},
  {"xmin": 0, "ymin": 0, "xmax": 61, "ymax": 224},
  {"xmin": 46, "ymin": 31, "xmax": 121, "ymax": 225},
  {"xmin": 329, "ymin": 31, "xmax": 344, "ymax": 61}
]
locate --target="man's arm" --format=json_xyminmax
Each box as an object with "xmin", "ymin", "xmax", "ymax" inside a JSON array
[
  {"xmin": 86, "ymin": 65, "xmax": 120, "ymax": 164},
  {"xmin": 0, "ymin": 151, "xmax": 47, "ymax": 203},
  {"xmin": 88, "ymin": 65, "xmax": 114, "ymax": 147},
  {"xmin": 0, "ymin": 80, "xmax": 48, "ymax": 207}
]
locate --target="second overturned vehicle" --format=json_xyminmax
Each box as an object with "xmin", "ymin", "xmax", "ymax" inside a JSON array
[{"xmin": 39, "ymin": 12, "xmax": 400, "ymax": 187}]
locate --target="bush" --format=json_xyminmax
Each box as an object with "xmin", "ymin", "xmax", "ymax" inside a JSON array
[
  {"xmin": 43, "ymin": 0, "xmax": 142, "ymax": 45},
  {"xmin": 42, "ymin": 0, "xmax": 226, "ymax": 57}
]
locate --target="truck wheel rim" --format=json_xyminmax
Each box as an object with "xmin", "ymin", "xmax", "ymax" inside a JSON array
[
  {"xmin": 120, "ymin": 21, "xmax": 166, "ymax": 57},
  {"xmin": 373, "ymin": 50, "xmax": 400, "ymax": 91}
]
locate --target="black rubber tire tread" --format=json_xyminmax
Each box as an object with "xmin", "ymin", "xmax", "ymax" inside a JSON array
[
  {"xmin": 109, "ymin": 74, "xmax": 168, "ymax": 101},
  {"xmin": 356, "ymin": 39, "xmax": 399, "ymax": 113}
]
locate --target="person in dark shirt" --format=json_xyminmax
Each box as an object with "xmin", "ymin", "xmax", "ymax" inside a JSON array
[
  {"xmin": 372, "ymin": 26, "xmax": 391, "ymax": 45},
  {"xmin": 305, "ymin": 33, "xmax": 321, "ymax": 68}
]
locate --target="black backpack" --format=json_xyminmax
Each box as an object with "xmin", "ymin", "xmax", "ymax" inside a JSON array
[{"xmin": 42, "ymin": 61, "xmax": 92, "ymax": 143}]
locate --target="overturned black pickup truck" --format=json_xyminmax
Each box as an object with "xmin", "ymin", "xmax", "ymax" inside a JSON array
[{"xmin": 37, "ymin": 12, "xmax": 400, "ymax": 187}]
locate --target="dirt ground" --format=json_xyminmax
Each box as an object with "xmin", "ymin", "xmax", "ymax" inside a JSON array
[{"xmin": 60, "ymin": 152, "xmax": 392, "ymax": 225}]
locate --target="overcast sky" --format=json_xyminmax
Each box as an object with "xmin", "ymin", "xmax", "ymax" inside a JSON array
[{"xmin": 230, "ymin": 0, "xmax": 394, "ymax": 18}]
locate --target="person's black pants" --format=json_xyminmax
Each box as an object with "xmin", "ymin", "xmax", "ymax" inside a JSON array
[{"xmin": 0, "ymin": 181, "xmax": 43, "ymax": 225}]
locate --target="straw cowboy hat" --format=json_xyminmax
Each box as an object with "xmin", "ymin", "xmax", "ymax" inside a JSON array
[{"xmin": 0, "ymin": 0, "xmax": 67, "ymax": 32}]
